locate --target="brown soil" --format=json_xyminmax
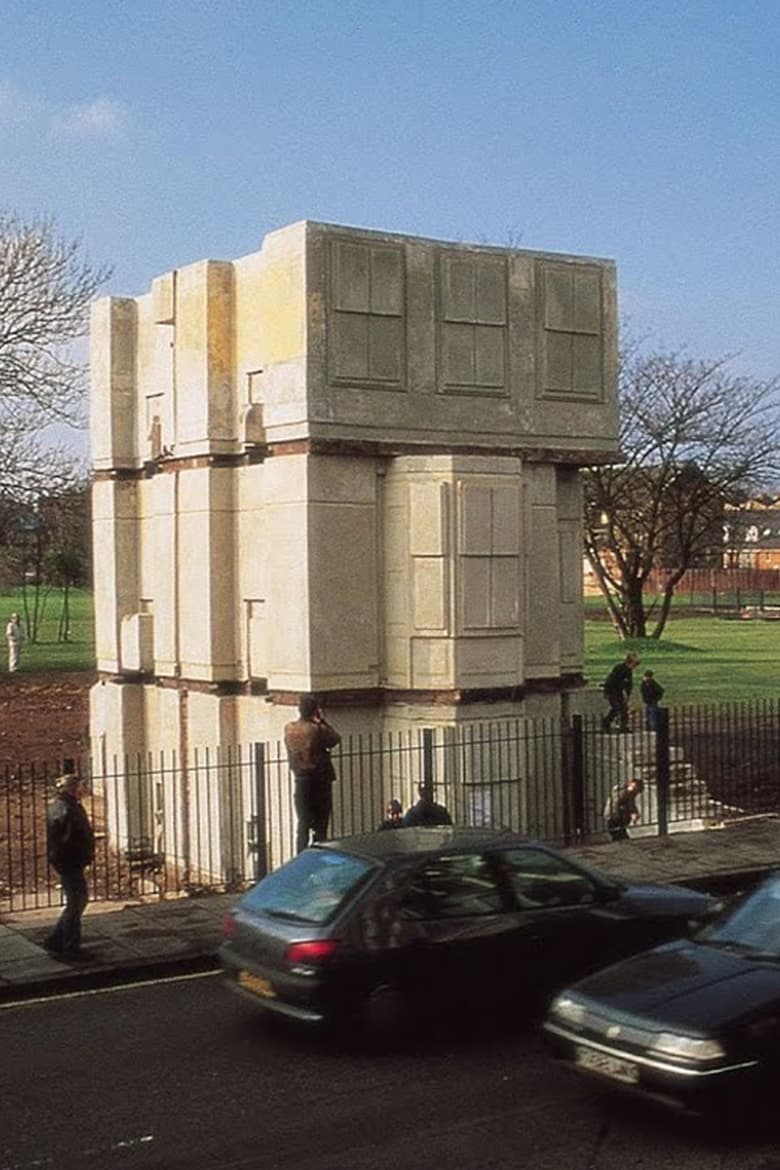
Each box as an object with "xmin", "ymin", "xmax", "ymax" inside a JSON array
[
  {"xmin": 0, "ymin": 671, "xmax": 94, "ymax": 771},
  {"xmin": 0, "ymin": 672, "xmax": 123, "ymax": 909}
]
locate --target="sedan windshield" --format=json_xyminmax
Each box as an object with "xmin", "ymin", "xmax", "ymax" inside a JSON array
[
  {"xmin": 241, "ymin": 849, "xmax": 376, "ymax": 925},
  {"xmin": 699, "ymin": 875, "xmax": 780, "ymax": 959}
]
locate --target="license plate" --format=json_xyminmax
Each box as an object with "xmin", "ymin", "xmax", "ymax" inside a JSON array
[
  {"xmin": 237, "ymin": 970, "xmax": 276, "ymax": 999},
  {"xmin": 575, "ymin": 1046, "xmax": 639, "ymax": 1085}
]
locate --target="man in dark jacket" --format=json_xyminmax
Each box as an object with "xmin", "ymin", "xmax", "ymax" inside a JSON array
[
  {"xmin": 601, "ymin": 652, "xmax": 640, "ymax": 733},
  {"xmin": 284, "ymin": 695, "xmax": 341, "ymax": 853},
  {"xmin": 44, "ymin": 762, "xmax": 95, "ymax": 958},
  {"xmin": 402, "ymin": 785, "xmax": 453, "ymax": 827}
]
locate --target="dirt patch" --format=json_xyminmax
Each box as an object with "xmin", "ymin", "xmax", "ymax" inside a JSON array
[
  {"xmin": 0, "ymin": 672, "xmax": 155, "ymax": 909},
  {"xmin": 0, "ymin": 671, "xmax": 94, "ymax": 770}
]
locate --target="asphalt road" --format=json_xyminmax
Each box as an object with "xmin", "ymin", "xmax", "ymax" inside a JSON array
[{"xmin": 2, "ymin": 972, "xmax": 778, "ymax": 1170}]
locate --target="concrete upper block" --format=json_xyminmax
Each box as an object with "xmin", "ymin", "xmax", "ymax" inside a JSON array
[
  {"xmin": 91, "ymin": 220, "xmax": 618, "ymax": 470},
  {"xmin": 302, "ymin": 222, "xmax": 618, "ymax": 457}
]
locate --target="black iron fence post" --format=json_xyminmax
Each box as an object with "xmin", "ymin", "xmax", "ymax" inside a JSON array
[
  {"xmin": 422, "ymin": 728, "xmax": 435, "ymax": 800},
  {"xmin": 251, "ymin": 742, "xmax": 268, "ymax": 881},
  {"xmin": 655, "ymin": 707, "xmax": 670, "ymax": 836},
  {"xmin": 566, "ymin": 715, "xmax": 586, "ymax": 844}
]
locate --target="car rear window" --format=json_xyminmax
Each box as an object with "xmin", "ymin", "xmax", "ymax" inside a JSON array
[{"xmin": 241, "ymin": 849, "xmax": 377, "ymax": 925}]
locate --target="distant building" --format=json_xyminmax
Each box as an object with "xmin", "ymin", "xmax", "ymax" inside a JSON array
[{"xmin": 723, "ymin": 498, "xmax": 780, "ymax": 569}]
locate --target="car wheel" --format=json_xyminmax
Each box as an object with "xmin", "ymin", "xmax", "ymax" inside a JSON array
[{"xmin": 359, "ymin": 982, "xmax": 406, "ymax": 1038}]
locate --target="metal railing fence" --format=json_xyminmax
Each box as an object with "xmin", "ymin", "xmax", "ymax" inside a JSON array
[{"xmin": 2, "ymin": 699, "xmax": 778, "ymax": 912}]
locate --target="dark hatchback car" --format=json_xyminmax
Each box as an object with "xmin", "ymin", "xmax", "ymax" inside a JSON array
[
  {"xmin": 544, "ymin": 871, "xmax": 780, "ymax": 1115},
  {"xmin": 219, "ymin": 827, "xmax": 713, "ymax": 1033}
]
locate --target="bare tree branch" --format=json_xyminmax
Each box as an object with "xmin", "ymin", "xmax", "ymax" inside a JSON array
[{"xmin": 0, "ymin": 210, "xmax": 110, "ymax": 424}]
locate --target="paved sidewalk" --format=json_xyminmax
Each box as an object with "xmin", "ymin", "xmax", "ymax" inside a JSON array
[{"xmin": 2, "ymin": 815, "xmax": 779, "ymax": 1004}]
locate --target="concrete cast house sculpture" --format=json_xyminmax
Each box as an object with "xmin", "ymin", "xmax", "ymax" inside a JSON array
[{"xmin": 89, "ymin": 221, "xmax": 618, "ymax": 872}]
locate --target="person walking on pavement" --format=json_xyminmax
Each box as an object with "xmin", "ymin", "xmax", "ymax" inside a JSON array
[
  {"xmin": 284, "ymin": 695, "xmax": 341, "ymax": 853},
  {"xmin": 601, "ymin": 652, "xmax": 640, "ymax": 733},
  {"xmin": 44, "ymin": 761, "xmax": 95, "ymax": 958},
  {"xmin": 402, "ymin": 784, "xmax": 453, "ymax": 827},
  {"xmin": 603, "ymin": 777, "xmax": 644, "ymax": 841},
  {"xmin": 6, "ymin": 612, "xmax": 25, "ymax": 672},
  {"xmin": 640, "ymin": 669, "xmax": 665, "ymax": 731}
]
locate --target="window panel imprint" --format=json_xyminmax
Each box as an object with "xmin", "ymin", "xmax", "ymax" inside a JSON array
[
  {"xmin": 413, "ymin": 559, "xmax": 448, "ymax": 631},
  {"xmin": 475, "ymin": 326, "xmax": 505, "ymax": 387},
  {"xmin": 441, "ymin": 322, "xmax": 476, "ymax": 387},
  {"xmin": 491, "ymin": 558, "xmax": 520, "ymax": 627},
  {"xmin": 572, "ymin": 332, "xmax": 602, "ymax": 393},
  {"xmin": 333, "ymin": 242, "xmax": 370, "ymax": 311},
  {"xmin": 461, "ymin": 559, "xmax": 492, "ymax": 628},
  {"xmin": 328, "ymin": 239, "xmax": 405, "ymax": 388},
  {"xmin": 438, "ymin": 252, "xmax": 508, "ymax": 395},
  {"xmin": 458, "ymin": 482, "xmax": 521, "ymax": 630},
  {"xmin": 368, "ymin": 316, "xmax": 403, "ymax": 382},
  {"xmin": 331, "ymin": 313, "xmax": 369, "ymax": 381},
  {"xmin": 538, "ymin": 261, "xmax": 604, "ymax": 401}
]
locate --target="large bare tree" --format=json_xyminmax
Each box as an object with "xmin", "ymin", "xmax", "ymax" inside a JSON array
[
  {"xmin": 584, "ymin": 348, "xmax": 780, "ymax": 639},
  {"xmin": 0, "ymin": 210, "xmax": 110, "ymax": 423},
  {"xmin": 0, "ymin": 210, "xmax": 107, "ymax": 614}
]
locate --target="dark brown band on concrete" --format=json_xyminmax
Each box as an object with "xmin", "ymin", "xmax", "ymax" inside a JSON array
[
  {"xmin": 91, "ymin": 437, "xmax": 618, "ymax": 482},
  {"xmin": 96, "ymin": 672, "xmax": 586, "ymax": 704}
]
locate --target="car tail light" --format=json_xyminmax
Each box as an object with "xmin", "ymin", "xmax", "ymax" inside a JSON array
[
  {"xmin": 222, "ymin": 913, "xmax": 236, "ymax": 940},
  {"xmin": 284, "ymin": 940, "xmax": 339, "ymax": 965}
]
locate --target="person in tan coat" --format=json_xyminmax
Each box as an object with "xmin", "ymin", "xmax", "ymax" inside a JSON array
[
  {"xmin": 284, "ymin": 695, "xmax": 341, "ymax": 853},
  {"xmin": 6, "ymin": 612, "xmax": 25, "ymax": 672}
]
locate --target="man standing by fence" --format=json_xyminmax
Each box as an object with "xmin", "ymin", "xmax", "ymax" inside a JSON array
[
  {"xmin": 44, "ymin": 761, "xmax": 95, "ymax": 959},
  {"xmin": 284, "ymin": 695, "xmax": 341, "ymax": 853}
]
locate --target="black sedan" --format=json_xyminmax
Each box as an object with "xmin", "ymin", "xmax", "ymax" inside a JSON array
[
  {"xmin": 544, "ymin": 871, "xmax": 780, "ymax": 1114},
  {"xmin": 219, "ymin": 827, "xmax": 713, "ymax": 1033}
]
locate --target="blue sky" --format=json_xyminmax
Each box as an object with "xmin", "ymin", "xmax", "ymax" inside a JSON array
[{"xmin": 2, "ymin": 0, "xmax": 779, "ymax": 394}]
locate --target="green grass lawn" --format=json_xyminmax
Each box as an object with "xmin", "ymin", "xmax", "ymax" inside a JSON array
[
  {"xmin": 0, "ymin": 587, "xmax": 95, "ymax": 673},
  {"xmin": 2, "ymin": 584, "xmax": 776, "ymax": 704},
  {"xmin": 586, "ymin": 614, "xmax": 780, "ymax": 705}
]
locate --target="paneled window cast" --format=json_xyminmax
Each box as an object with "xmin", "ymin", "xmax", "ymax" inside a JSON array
[
  {"xmin": 540, "ymin": 262, "xmax": 603, "ymax": 399},
  {"xmin": 329, "ymin": 240, "xmax": 405, "ymax": 387},
  {"xmin": 439, "ymin": 253, "xmax": 507, "ymax": 395},
  {"xmin": 458, "ymin": 483, "xmax": 520, "ymax": 630}
]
